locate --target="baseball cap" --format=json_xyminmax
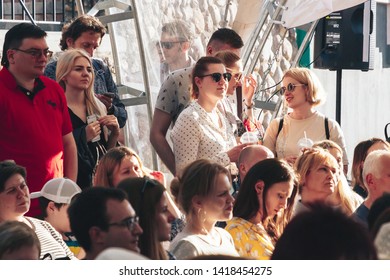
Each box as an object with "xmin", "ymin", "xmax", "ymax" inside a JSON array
[{"xmin": 30, "ymin": 178, "xmax": 81, "ymax": 204}]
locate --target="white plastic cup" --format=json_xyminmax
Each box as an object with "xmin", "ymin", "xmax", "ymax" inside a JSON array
[
  {"xmin": 240, "ymin": 131, "xmax": 258, "ymax": 144},
  {"xmin": 297, "ymin": 137, "xmax": 313, "ymax": 150}
]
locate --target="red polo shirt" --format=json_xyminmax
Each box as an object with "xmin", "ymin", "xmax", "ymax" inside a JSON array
[{"xmin": 0, "ymin": 67, "xmax": 73, "ymax": 217}]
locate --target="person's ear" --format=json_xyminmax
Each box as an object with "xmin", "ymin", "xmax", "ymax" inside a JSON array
[
  {"xmin": 194, "ymin": 76, "xmax": 202, "ymax": 88},
  {"xmin": 365, "ymin": 173, "xmax": 375, "ymax": 191},
  {"xmin": 89, "ymin": 226, "xmax": 105, "ymax": 246},
  {"xmin": 47, "ymin": 201, "xmax": 57, "ymax": 214},
  {"xmin": 66, "ymin": 38, "xmax": 74, "ymax": 48},
  {"xmin": 255, "ymin": 180, "xmax": 265, "ymax": 195},
  {"xmin": 206, "ymin": 45, "xmax": 213, "ymax": 56},
  {"xmin": 6, "ymin": 49, "xmax": 15, "ymax": 64},
  {"xmin": 191, "ymin": 195, "xmax": 203, "ymax": 209},
  {"xmin": 180, "ymin": 41, "xmax": 190, "ymax": 52},
  {"xmin": 239, "ymin": 163, "xmax": 246, "ymax": 177}
]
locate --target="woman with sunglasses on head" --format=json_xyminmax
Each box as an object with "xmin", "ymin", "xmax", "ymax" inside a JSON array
[
  {"xmin": 263, "ymin": 67, "xmax": 348, "ymax": 172},
  {"xmin": 226, "ymin": 159, "xmax": 298, "ymax": 260},
  {"xmin": 169, "ymin": 159, "xmax": 238, "ymax": 259},
  {"xmin": 116, "ymin": 177, "xmax": 175, "ymax": 260},
  {"xmin": 56, "ymin": 49, "xmax": 120, "ymax": 189},
  {"xmin": 171, "ymin": 56, "xmax": 249, "ymax": 176}
]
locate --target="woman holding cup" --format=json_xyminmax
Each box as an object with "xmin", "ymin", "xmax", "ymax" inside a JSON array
[{"xmin": 263, "ymin": 67, "xmax": 348, "ymax": 172}]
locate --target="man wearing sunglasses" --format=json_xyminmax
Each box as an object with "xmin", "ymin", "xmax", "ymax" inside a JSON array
[
  {"xmin": 44, "ymin": 14, "xmax": 128, "ymax": 129},
  {"xmin": 150, "ymin": 28, "xmax": 244, "ymax": 175},
  {"xmin": 68, "ymin": 187, "xmax": 145, "ymax": 260},
  {"xmin": 158, "ymin": 20, "xmax": 196, "ymax": 83},
  {"xmin": 0, "ymin": 23, "xmax": 77, "ymax": 218}
]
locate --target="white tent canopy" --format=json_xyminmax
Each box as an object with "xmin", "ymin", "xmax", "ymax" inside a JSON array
[{"xmin": 282, "ymin": 0, "xmax": 368, "ymax": 28}]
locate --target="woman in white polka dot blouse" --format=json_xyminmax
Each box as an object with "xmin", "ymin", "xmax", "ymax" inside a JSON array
[{"xmin": 171, "ymin": 57, "xmax": 249, "ymax": 176}]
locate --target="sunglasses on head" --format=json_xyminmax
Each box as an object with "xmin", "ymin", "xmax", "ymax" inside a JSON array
[
  {"xmin": 198, "ymin": 72, "xmax": 232, "ymax": 82},
  {"xmin": 159, "ymin": 41, "xmax": 183, "ymax": 49},
  {"xmin": 280, "ymin": 83, "xmax": 307, "ymax": 95}
]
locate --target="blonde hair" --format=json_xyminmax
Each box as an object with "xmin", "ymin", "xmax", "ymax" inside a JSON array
[
  {"xmin": 313, "ymin": 140, "xmax": 363, "ymax": 215},
  {"xmin": 295, "ymin": 147, "xmax": 339, "ymax": 192},
  {"xmin": 283, "ymin": 67, "xmax": 325, "ymax": 107},
  {"xmin": 56, "ymin": 49, "xmax": 106, "ymax": 117}
]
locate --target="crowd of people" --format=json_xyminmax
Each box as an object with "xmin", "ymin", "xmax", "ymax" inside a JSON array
[{"xmin": 0, "ymin": 14, "xmax": 389, "ymax": 261}]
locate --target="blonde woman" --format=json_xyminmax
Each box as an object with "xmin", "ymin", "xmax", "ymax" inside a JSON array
[
  {"xmin": 263, "ymin": 67, "xmax": 348, "ymax": 172},
  {"xmin": 313, "ymin": 140, "xmax": 363, "ymax": 215},
  {"xmin": 56, "ymin": 49, "xmax": 119, "ymax": 189},
  {"xmin": 169, "ymin": 159, "xmax": 238, "ymax": 259},
  {"xmin": 294, "ymin": 148, "xmax": 340, "ymax": 214}
]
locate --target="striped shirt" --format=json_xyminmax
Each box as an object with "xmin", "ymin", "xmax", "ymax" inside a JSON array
[{"xmin": 24, "ymin": 217, "xmax": 76, "ymax": 260}]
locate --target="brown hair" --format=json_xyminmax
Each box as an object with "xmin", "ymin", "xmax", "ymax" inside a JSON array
[
  {"xmin": 351, "ymin": 138, "xmax": 390, "ymax": 189},
  {"xmin": 190, "ymin": 56, "xmax": 224, "ymax": 100},
  {"xmin": 94, "ymin": 146, "xmax": 145, "ymax": 187},
  {"xmin": 60, "ymin": 14, "xmax": 106, "ymax": 51},
  {"xmin": 170, "ymin": 159, "xmax": 231, "ymax": 216},
  {"xmin": 233, "ymin": 158, "xmax": 298, "ymax": 244}
]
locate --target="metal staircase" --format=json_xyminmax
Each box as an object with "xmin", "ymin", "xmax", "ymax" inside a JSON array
[
  {"xmin": 77, "ymin": 0, "xmax": 159, "ymax": 169},
  {"xmin": 241, "ymin": 0, "xmax": 318, "ymax": 125}
]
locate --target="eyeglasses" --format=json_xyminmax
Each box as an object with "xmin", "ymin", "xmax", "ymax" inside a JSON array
[
  {"xmin": 198, "ymin": 72, "xmax": 232, "ymax": 83},
  {"xmin": 13, "ymin": 48, "xmax": 53, "ymax": 58},
  {"xmin": 280, "ymin": 83, "xmax": 307, "ymax": 95},
  {"xmin": 160, "ymin": 41, "xmax": 183, "ymax": 49},
  {"xmin": 108, "ymin": 216, "xmax": 140, "ymax": 232}
]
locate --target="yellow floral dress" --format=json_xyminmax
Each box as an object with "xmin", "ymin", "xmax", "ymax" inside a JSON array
[{"xmin": 225, "ymin": 217, "xmax": 274, "ymax": 260}]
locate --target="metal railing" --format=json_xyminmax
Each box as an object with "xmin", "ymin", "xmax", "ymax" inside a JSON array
[{"xmin": 0, "ymin": 0, "xmax": 98, "ymax": 30}]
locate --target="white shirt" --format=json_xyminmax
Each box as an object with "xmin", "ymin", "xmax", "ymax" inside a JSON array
[
  {"xmin": 171, "ymin": 101, "xmax": 237, "ymax": 175},
  {"xmin": 169, "ymin": 227, "xmax": 239, "ymax": 259}
]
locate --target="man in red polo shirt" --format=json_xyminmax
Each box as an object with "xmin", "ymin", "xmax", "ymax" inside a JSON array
[{"xmin": 0, "ymin": 23, "xmax": 77, "ymax": 217}]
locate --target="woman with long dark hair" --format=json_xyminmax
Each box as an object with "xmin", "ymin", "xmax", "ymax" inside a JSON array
[{"xmin": 226, "ymin": 159, "xmax": 298, "ymax": 259}]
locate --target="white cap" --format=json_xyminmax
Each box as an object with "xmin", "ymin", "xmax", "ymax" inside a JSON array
[{"xmin": 30, "ymin": 178, "xmax": 81, "ymax": 204}]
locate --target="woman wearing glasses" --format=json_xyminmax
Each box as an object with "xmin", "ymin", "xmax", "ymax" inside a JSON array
[
  {"xmin": 171, "ymin": 57, "xmax": 249, "ymax": 176},
  {"xmin": 263, "ymin": 67, "xmax": 348, "ymax": 171},
  {"xmin": 169, "ymin": 159, "xmax": 238, "ymax": 259},
  {"xmin": 117, "ymin": 177, "xmax": 175, "ymax": 260}
]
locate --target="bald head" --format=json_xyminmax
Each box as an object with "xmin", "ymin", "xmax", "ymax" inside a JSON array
[{"xmin": 238, "ymin": 145, "xmax": 274, "ymax": 180}]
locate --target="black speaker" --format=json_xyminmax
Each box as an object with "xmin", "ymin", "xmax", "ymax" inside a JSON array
[{"xmin": 313, "ymin": 1, "xmax": 375, "ymax": 71}]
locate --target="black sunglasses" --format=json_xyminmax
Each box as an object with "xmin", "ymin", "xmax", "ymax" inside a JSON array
[
  {"xmin": 280, "ymin": 83, "xmax": 307, "ymax": 95},
  {"xmin": 198, "ymin": 72, "xmax": 232, "ymax": 82}
]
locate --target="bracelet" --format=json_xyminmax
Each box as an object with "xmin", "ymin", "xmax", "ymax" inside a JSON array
[{"xmin": 245, "ymin": 102, "xmax": 255, "ymax": 109}]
